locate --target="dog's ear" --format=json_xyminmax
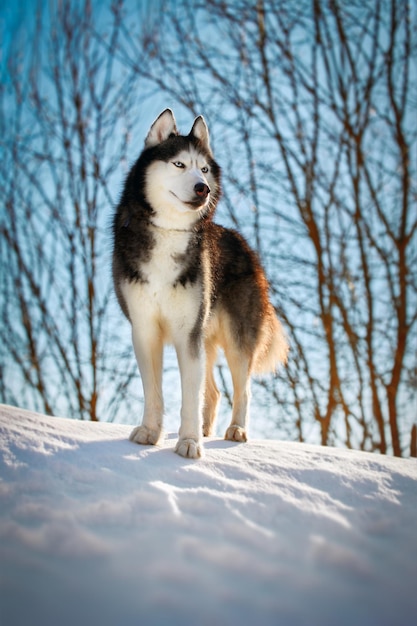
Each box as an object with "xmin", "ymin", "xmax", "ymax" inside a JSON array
[
  {"xmin": 189, "ymin": 116, "xmax": 211, "ymax": 153},
  {"xmin": 145, "ymin": 109, "xmax": 178, "ymax": 148}
]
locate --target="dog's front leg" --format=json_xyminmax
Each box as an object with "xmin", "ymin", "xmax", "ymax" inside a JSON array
[
  {"xmin": 129, "ymin": 325, "xmax": 164, "ymax": 446},
  {"xmin": 174, "ymin": 340, "xmax": 205, "ymax": 459}
]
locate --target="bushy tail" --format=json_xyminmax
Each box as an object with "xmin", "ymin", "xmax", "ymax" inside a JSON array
[{"xmin": 253, "ymin": 306, "xmax": 289, "ymax": 375}]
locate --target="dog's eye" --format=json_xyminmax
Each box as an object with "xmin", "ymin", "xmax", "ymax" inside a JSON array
[
  {"xmin": 173, "ymin": 161, "xmax": 185, "ymax": 168},
  {"xmin": 201, "ymin": 166, "xmax": 209, "ymax": 174}
]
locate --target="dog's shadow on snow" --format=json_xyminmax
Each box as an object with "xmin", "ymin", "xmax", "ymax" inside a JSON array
[
  {"xmin": 123, "ymin": 432, "xmax": 244, "ymax": 460},
  {"xmin": 165, "ymin": 432, "xmax": 245, "ymax": 453}
]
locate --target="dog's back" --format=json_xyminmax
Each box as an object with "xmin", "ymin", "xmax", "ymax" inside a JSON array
[{"xmin": 202, "ymin": 222, "xmax": 288, "ymax": 372}]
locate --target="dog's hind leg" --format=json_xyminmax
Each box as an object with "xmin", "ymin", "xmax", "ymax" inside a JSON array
[
  {"xmin": 173, "ymin": 338, "xmax": 205, "ymax": 459},
  {"xmin": 129, "ymin": 325, "xmax": 164, "ymax": 446},
  {"xmin": 224, "ymin": 345, "xmax": 252, "ymax": 443},
  {"xmin": 202, "ymin": 340, "xmax": 220, "ymax": 437}
]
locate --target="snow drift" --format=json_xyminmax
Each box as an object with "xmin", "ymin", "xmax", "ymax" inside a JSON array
[{"xmin": 0, "ymin": 403, "xmax": 416, "ymax": 626}]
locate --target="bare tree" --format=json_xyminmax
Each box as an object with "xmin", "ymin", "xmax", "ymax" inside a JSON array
[
  {"xmin": 114, "ymin": 0, "xmax": 417, "ymax": 455},
  {"xmin": 0, "ymin": 0, "xmax": 146, "ymax": 421},
  {"xmin": 1, "ymin": 0, "xmax": 415, "ymax": 456}
]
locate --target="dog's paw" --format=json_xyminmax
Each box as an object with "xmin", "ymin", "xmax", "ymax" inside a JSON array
[
  {"xmin": 129, "ymin": 425, "xmax": 160, "ymax": 446},
  {"xmin": 175, "ymin": 438, "xmax": 203, "ymax": 459},
  {"xmin": 225, "ymin": 425, "xmax": 247, "ymax": 442}
]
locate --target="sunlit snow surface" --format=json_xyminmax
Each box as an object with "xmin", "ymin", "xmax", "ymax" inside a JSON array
[{"xmin": 0, "ymin": 404, "xmax": 416, "ymax": 626}]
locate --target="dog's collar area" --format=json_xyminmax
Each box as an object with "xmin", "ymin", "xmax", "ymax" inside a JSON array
[{"xmin": 149, "ymin": 220, "xmax": 195, "ymax": 233}]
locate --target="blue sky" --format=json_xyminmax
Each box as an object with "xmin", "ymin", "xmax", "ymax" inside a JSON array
[{"xmin": 1, "ymin": 0, "xmax": 34, "ymax": 79}]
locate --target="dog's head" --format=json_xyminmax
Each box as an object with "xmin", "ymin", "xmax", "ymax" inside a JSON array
[{"xmin": 140, "ymin": 109, "xmax": 221, "ymax": 229}]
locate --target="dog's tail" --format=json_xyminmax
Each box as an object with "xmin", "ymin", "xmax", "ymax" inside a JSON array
[{"xmin": 252, "ymin": 306, "xmax": 289, "ymax": 375}]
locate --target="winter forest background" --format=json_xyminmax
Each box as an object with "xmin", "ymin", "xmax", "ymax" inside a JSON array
[{"xmin": 1, "ymin": 0, "xmax": 416, "ymax": 457}]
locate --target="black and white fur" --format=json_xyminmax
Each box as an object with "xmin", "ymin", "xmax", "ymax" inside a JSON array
[{"xmin": 113, "ymin": 109, "xmax": 288, "ymax": 458}]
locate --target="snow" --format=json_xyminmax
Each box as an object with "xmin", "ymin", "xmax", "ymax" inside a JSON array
[{"xmin": 0, "ymin": 404, "xmax": 416, "ymax": 626}]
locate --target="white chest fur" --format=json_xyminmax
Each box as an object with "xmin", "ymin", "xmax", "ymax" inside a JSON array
[
  {"xmin": 120, "ymin": 226, "xmax": 201, "ymax": 342},
  {"xmin": 142, "ymin": 226, "xmax": 192, "ymax": 287}
]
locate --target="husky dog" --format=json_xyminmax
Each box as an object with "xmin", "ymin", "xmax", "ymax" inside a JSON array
[{"xmin": 113, "ymin": 109, "xmax": 288, "ymax": 458}]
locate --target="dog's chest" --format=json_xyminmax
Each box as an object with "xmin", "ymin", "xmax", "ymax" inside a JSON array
[
  {"xmin": 121, "ymin": 227, "xmax": 201, "ymax": 331},
  {"xmin": 142, "ymin": 228, "xmax": 192, "ymax": 287}
]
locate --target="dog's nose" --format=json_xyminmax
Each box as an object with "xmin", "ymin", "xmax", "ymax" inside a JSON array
[{"xmin": 194, "ymin": 182, "xmax": 210, "ymax": 198}]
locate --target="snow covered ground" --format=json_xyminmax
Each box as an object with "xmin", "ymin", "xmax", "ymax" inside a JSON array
[{"xmin": 0, "ymin": 404, "xmax": 416, "ymax": 626}]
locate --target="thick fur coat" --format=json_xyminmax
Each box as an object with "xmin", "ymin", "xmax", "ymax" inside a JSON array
[{"xmin": 113, "ymin": 109, "xmax": 288, "ymax": 458}]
